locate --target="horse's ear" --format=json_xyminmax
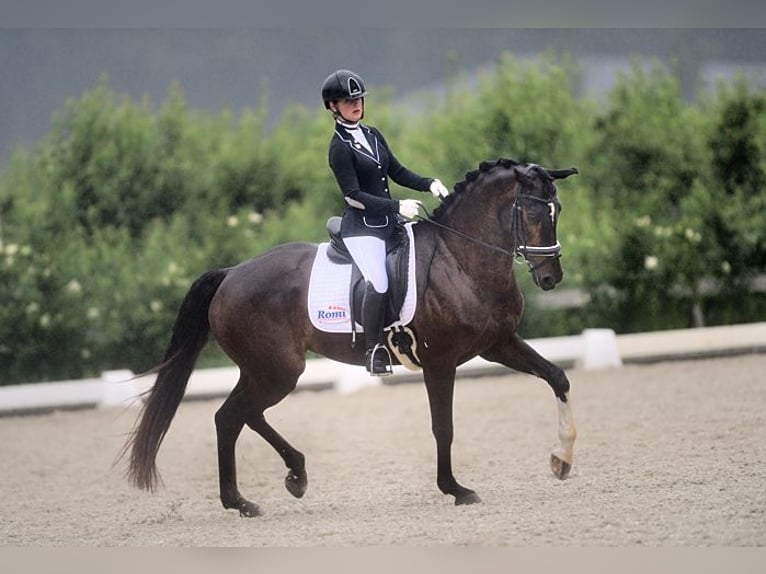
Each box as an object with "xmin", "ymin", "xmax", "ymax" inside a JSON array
[{"xmin": 546, "ymin": 167, "xmax": 579, "ymax": 180}]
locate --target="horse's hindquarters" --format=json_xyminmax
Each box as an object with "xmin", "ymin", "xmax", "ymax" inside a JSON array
[{"xmin": 209, "ymin": 243, "xmax": 316, "ymax": 368}]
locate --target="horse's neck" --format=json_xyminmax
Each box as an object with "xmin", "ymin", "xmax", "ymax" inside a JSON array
[
  {"xmin": 420, "ymin": 210, "xmax": 517, "ymax": 293},
  {"xmin": 415, "ymin": 222, "xmax": 521, "ymax": 329},
  {"xmin": 442, "ymin": 190, "xmax": 513, "ymax": 256}
]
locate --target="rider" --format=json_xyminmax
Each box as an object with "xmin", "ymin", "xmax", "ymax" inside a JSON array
[{"xmin": 322, "ymin": 68, "xmax": 449, "ymax": 375}]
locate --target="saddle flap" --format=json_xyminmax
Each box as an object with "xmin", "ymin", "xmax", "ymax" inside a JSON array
[{"xmin": 308, "ymin": 223, "xmax": 418, "ymax": 334}]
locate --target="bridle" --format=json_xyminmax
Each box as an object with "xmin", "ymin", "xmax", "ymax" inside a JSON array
[
  {"xmin": 417, "ymin": 190, "xmax": 562, "ymax": 272},
  {"xmin": 510, "ymin": 192, "xmax": 562, "ymax": 271}
]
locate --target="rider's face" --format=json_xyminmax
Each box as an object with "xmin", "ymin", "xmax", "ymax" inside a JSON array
[{"xmin": 333, "ymin": 98, "xmax": 364, "ymax": 122}]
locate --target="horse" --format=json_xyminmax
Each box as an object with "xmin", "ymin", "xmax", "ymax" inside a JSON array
[{"xmin": 121, "ymin": 158, "xmax": 579, "ymax": 517}]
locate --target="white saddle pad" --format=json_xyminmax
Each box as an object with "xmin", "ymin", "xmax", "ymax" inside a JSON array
[{"xmin": 308, "ymin": 222, "xmax": 417, "ymax": 333}]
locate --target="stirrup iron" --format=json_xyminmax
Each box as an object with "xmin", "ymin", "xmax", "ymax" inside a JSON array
[{"xmin": 367, "ymin": 343, "xmax": 393, "ymax": 376}]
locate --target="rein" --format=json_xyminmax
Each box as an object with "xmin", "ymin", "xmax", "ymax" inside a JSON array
[
  {"xmin": 417, "ymin": 194, "xmax": 561, "ymax": 272},
  {"xmin": 417, "ymin": 206, "xmax": 515, "ymax": 259}
]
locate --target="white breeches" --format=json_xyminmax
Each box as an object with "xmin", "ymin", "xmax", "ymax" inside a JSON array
[{"xmin": 343, "ymin": 236, "xmax": 389, "ymax": 293}]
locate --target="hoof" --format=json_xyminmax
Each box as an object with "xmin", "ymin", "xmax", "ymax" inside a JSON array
[
  {"xmin": 223, "ymin": 495, "xmax": 262, "ymax": 517},
  {"xmin": 455, "ymin": 491, "xmax": 482, "ymax": 506},
  {"xmin": 285, "ymin": 469, "xmax": 308, "ymax": 498},
  {"xmin": 235, "ymin": 500, "xmax": 262, "ymax": 518},
  {"xmin": 550, "ymin": 453, "xmax": 572, "ymax": 480}
]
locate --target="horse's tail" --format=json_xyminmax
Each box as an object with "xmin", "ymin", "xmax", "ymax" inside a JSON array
[{"xmin": 122, "ymin": 268, "xmax": 228, "ymax": 491}]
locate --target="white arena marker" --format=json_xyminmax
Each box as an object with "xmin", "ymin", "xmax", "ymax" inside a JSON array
[{"xmin": 578, "ymin": 328, "xmax": 623, "ymax": 370}]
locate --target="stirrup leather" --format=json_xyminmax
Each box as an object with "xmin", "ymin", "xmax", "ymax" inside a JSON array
[{"xmin": 366, "ymin": 344, "xmax": 393, "ymax": 376}]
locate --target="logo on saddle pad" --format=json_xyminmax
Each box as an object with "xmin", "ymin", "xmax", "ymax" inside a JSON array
[{"xmin": 316, "ymin": 304, "xmax": 349, "ymax": 325}]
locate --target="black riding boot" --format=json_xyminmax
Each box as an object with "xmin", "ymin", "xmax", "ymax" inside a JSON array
[{"xmin": 362, "ymin": 282, "xmax": 391, "ymax": 376}]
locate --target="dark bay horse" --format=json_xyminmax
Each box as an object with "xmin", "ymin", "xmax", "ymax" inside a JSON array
[{"xmin": 122, "ymin": 158, "xmax": 579, "ymax": 516}]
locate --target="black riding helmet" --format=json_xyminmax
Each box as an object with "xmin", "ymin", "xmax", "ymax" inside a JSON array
[{"xmin": 321, "ymin": 69, "xmax": 368, "ymax": 109}]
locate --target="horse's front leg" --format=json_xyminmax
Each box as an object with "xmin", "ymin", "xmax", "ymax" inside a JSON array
[
  {"xmin": 482, "ymin": 333, "xmax": 576, "ymax": 480},
  {"xmin": 422, "ymin": 363, "xmax": 482, "ymax": 505}
]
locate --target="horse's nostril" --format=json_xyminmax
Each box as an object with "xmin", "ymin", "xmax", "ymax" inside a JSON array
[{"xmin": 540, "ymin": 276, "xmax": 556, "ymax": 291}]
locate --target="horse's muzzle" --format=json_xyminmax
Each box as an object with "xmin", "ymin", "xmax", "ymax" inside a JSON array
[
  {"xmin": 538, "ymin": 273, "xmax": 559, "ymax": 291},
  {"xmin": 529, "ymin": 255, "xmax": 563, "ymax": 291}
]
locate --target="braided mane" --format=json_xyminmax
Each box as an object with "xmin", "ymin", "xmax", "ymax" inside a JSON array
[{"xmin": 428, "ymin": 158, "xmax": 524, "ymax": 222}]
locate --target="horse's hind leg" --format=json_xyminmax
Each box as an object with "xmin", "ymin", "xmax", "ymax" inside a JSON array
[
  {"xmin": 215, "ymin": 378, "xmax": 263, "ymax": 517},
  {"xmin": 237, "ymin": 356, "xmax": 310, "ymax": 500},
  {"xmin": 245, "ymin": 413, "xmax": 307, "ymax": 499},
  {"xmin": 481, "ymin": 333, "xmax": 576, "ymax": 480},
  {"xmin": 215, "ymin": 370, "xmax": 308, "ymax": 517}
]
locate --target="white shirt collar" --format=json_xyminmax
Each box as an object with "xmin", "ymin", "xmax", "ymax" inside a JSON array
[
  {"xmin": 337, "ymin": 120, "xmax": 373, "ymax": 154},
  {"xmin": 337, "ymin": 119, "xmax": 360, "ymax": 130}
]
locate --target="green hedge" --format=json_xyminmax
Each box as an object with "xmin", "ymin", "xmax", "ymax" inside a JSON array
[{"xmin": 1, "ymin": 57, "xmax": 764, "ymax": 385}]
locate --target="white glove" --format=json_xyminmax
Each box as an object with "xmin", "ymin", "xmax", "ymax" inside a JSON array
[
  {"xmin": 398, "ymin": 199, "xmax": 422, "ymax": 220},
  {"xmin": 429, "ymin": 179, "xmax": 450, "ymax": 199}
]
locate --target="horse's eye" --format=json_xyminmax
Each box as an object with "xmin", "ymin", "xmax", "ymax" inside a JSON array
[{"xmin": 524, "ymin": 204, "xmax": 546, "ymax": 223}]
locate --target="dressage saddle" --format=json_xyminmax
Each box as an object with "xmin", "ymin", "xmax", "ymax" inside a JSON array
[{"xmin": 324, "ymin": 216, "xmax": 421, "ymax": 368}]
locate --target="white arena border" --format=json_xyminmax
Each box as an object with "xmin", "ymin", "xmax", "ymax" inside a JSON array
[{"xmin": 1, "ymin": 322, "xmax": 765, "ymax": 415}]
